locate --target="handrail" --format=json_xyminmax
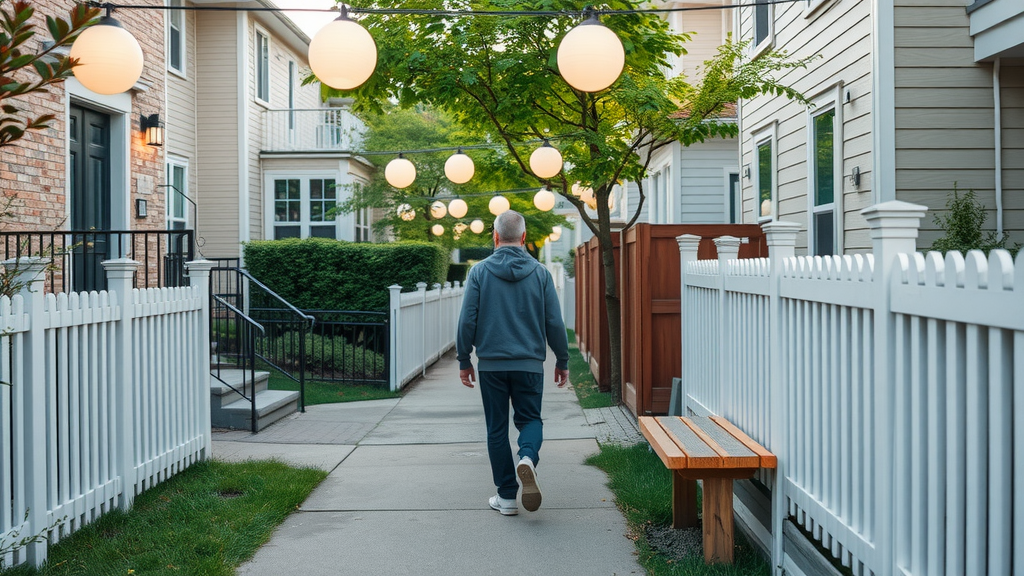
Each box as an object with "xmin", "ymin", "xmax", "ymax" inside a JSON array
[
  {"xmin": 236, "ymin": 268, "xmax": 316, "ymax": 327},
  {"xmin": 212, "ymin": 294, "xmax": 266, "ymax": 335}
]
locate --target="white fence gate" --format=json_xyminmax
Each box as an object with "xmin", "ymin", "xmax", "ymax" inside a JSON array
[
  {"xmin": 0, "ymin": 257, "xmax": 213, "ymax": 568},
  {"xmin": 678, "ymin": 201, "xmax": 1024, "ymax": 576},
  {"xmin": 388, "ymin": 282, "xmax": 465, "ymax": 391}
]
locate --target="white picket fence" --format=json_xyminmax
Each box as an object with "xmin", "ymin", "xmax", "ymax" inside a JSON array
[
  {"xmin": 678, "ymin": 201, "xmax": 1024, "ymax": 576},
  {"xmin": 388, "ymin": 281, "xmax": 465, "ymax": 391},
  {"xmin": 0, "ymin": 257, "xmax": 213, "ymax": 568}
]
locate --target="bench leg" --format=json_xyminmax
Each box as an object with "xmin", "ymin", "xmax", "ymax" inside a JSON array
[
  {"xmin": 671, "ymin": 471, "xmax": 698, "ymax": 529},
  {"xmin": 702, "ymin": 477, "xmax": 734, "ymax": 564}
]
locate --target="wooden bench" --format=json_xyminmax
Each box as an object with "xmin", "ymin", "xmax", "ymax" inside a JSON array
[{"xmin": 639, "ymin": 415, "xmax": 777, "ymax": 564}]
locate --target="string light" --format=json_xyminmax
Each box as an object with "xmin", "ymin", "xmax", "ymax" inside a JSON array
[
  {"xmin": 444, "ymin": 149, "xmax": 475, "ymax": 184},
  {"xmin": 533, "ymin": 188, "xmax": 556, "ymax": 212},
  {"xmin": 308, "ymin": 5, "xmax": 377, "ymax": 90},
  {"xmin": 69, "ymin": 8, "xmax": 143, "ymax": 95},
  {"xmin": 430, "ymin": 201, "xmax": 448, "ymax": 219},
  {"xmin": 397, "ymin": 203, "xmax": 416, "ymax": 221},
  {"xmin": 431, "ymin": 224, "xmax": 445, "ymax": 236},
  {"xmin": 556, "ymin": 11, "xmax": 624, "ymax": 92},
  {"xmin": 488, "ymin": 195, "xmax": 510, "ymax": 216},
  {"xmin": 529, "ymin": 141, "xmax": 563, "ymax": 179},
  {"xmin": 448, "ymin": 198, "xmax": 469, "ymax": 219},
  {"xmin": 385, "ymin": 154, "xmax": 416, "ymax": 188},
  {"xmin": 470, "ymin": 219, "xmax": 485, "ymax": 234}
]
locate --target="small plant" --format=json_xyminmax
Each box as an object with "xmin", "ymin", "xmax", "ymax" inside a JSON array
[
  {"xmin": 0, "ymin": 510, "xmax": 66, "ymax": 569},
  {"xmin": 931, "ymin": 184, "xmax": 1019, "ymax": 256}
]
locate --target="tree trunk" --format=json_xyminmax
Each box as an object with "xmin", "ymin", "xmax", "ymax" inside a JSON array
[{"xmin": 594, "ymin": 186, "xmax": 622, "ymax": 404}]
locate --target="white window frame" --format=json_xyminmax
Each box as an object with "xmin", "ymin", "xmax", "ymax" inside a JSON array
[
  {"xmin": 166, "ymin": 0, "xmax": 185, "ymax": 77},
  {"xmin": 751, "ymin": 0, "xmax": 774, "ymax": 58},
  {"xmin": 807, "ymin": 85, "xmax": 845, "ymax": 255},
  {"xmin": 723, "ymin": 168, "xmax": 741, "ymax": 224},
  {"xmin": 255, "ymin": 27, "xmax": 271, "ymax": 105},
  {"xmin": 166, "ymin": 157, "xmax": 189, "ymax": 230},
  {"xmin": 287, "ymin": 60, "xmax": 296, "ymax": 132},
  {"xmin": 264, "ymin": 172, "xmax": 343, "ymax": 240},
  {"xmin": 354, "ymin": 207, "xmax": 370, "ymax": 242},
  {"xmin": 751, "ymin": 123, "xmax": 778, "ymax": 223},
  {"xmin": 804, "ymin": 0, "xmax": 831, "ymax": 19}
]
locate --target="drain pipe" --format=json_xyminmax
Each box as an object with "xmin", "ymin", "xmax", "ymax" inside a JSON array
[{"xmin": 994, "ymin": 58, "xmax": 1003, "ymax": 236}]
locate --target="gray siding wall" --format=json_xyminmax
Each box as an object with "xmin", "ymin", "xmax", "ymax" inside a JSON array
[
  {"xmin": 894, "ymin": 0, "xmax": 1024, "ymax": 248},
  {"xmin": 678, "ymin": 137, "xmax": 737, "ymax": 224}
]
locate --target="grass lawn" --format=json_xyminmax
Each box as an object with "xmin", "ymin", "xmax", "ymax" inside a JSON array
[
  {"xmin": 1, "ymin": 460, "xmax": 326, "ymax": 576},
  {"xmin": 266, "ymin": 370, "xmax": 399, "ymax": 405},
  {"xmin": 587, "ymin": 444, "xmax": 770, "ymax": 576},
  {"xmin": 567, "ymin": 329, "xmax": 615, "ymax": 409}
]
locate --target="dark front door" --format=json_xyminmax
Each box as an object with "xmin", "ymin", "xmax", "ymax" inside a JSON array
[{"xmin": 68, "ymin": 105, "xmax": 112, "ymax": 292}]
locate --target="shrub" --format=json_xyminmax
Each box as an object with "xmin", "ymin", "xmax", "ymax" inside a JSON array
[
  {"xmin": 931, "ymin": 185, "xmax": 1020, "ymax": 256},
  {"xmin": 244, "ymin": 238, "xmax": 449, "ymax": 311},
  {"xmin": 446, "ymin": 263, "xmax": 469, "ymax": 284}
]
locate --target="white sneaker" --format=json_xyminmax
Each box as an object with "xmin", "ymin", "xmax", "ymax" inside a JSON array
[
  {"xmin": 489, "ymin": 494, "xmax": 518, "ymax": 516},
  {"xmin": 516, "ymin": 457, "xmax": 542, "ymax": 512}
]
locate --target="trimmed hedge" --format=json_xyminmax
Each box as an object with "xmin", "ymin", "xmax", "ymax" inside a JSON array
[
  {"xmin": 244, "ymin": 238, "xmax": 449, "ymax": 312},
  {"xmin": 446, "ymin": 263, "xmax": 469, "ymax": 284}
]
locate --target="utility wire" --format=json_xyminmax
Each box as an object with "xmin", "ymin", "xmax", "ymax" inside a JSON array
[{"xmin": 90, "ymin": 0, "xmax": 806, "ymax": 17}]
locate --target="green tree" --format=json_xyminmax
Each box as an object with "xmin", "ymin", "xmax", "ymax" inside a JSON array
[
  {"xmin": 344, "ymin": 104, "xmax": 566, "ymax": 253},
  {"xmin": 326, "ymin": 0, "xmax": 813, "ymax": 398}
]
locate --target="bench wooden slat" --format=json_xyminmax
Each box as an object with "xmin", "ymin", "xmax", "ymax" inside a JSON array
[
  {"xmin": 710, "ymin": 415, "xmax": 778, "ymax": 468},
  {"xmin": 639, "ymin": 417, "xmax": 688, "ymax": 468},
  {"xmin": 661, "ymin": 416, "xmax": 723, "ymax": 469},
  {"xmin": 688, "ymin": 416, "xmax": 761, "ymax": 469}
]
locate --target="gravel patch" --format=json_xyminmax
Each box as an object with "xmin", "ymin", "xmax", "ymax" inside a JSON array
[{"xmin": 644, "ymin": 524, "xmax": 704, "ymax": 562}]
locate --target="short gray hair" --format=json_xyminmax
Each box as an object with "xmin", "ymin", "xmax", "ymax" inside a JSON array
[{"xmin": 494, "ymin": 210, "xmax": 526, "ymax": 243}]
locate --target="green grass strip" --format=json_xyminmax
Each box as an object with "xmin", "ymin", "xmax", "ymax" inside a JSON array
[
  {"xmin": 267, "ymin": 371, "xmax": 400, "ymax": 405},
  {"xmin": 3, "ymin": 460, "xmax": 326, "ymax": 576},
  {"xmin": 567, "ymin": 329, "xmax": 615, "ymax": 409},
  {"xmin": 586, "ymin": 444, "xmax": 770, "ymax": 576}
]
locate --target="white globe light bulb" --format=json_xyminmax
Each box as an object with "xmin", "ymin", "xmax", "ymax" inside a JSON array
[
  {"xmin": 431, "ymin": 224, "xmax": 445, "ymax": 236},
  {"xmin": 444, "ymin": 152, "xmax": 475, "ymax": 184},
  {"xmin": 550, "ymin": 225, "xmax": 563, "ymax": 241},
  {"xmin": 533, "ymin": 188, "xmax": 556, "ymax": 212},
  {"xmin": 556, "ymin": 15, "xmax": 625, "ymax": 93},
  {"xmin": 396, "ymin": 203, "xmax": 416, "ymax": 221},
  {"xmin": 385, "ymin": 156, "xmax": 416, "ymax": 189},
  {"xmin": 470, "ymin": 219, "xmax": 485, "ymax": 234},
  {"xmin": 530, "ymin": 144, "xmax": 563, "ymax": 179},
  {"xmin": 69, "ymin": 17, "xmax": 144, "ymax": 95},
  {"xmin": 448, "ymin": 198, "xmax": 469, "ymax": 219},
  {"xmin": 308, "ymin": 11, "xmax": 377, "ymax": 90},
  {"xmin": 430, "ymin": 201, "xmax": 447, "ymax": 219},
  {"xmin": 488, "ymin": 195, "xmax": 510, "ymax": 216}
]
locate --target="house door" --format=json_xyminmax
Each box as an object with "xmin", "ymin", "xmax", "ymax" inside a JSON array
[{"xmin": 69, "ymin": 105, "xmax": 112, "ymax": 292}]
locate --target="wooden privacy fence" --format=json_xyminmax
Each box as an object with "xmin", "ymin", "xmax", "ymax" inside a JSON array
[
  {"xmin": 575, "ymin": 224, "xmax": 767, "ymax": 411},
  {"xmin": 679, "ymin": 201, "xmax": 1024, "ymax": 576},
  {"xmin": 388, "ymin": 281, "xmax": 464, "ymax": 391},
  {"xmin": 0, "ymin": 257, "xmax": 212, "ymax": 569}
]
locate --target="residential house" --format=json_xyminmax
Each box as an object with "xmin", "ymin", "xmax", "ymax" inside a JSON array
[
  {"xmin": 735, "ymin": 0, "xmax": 1024, "ymax": 254},
  {"xmin": 166, "ymin": 0, "xmax": 377, "ymax": 263}
]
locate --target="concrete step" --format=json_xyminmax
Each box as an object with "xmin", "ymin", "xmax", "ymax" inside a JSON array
[
  {"xmin": 218, "ymin": 389, "xmax": 300, "ymax": 432},
  {"xmin": 210, "ymin": 369, "xmax": 270, "ymax": 409}
]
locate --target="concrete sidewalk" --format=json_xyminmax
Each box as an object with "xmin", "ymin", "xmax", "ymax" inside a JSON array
[{"xmin": 215, "ymin": 350, "xmax": 644, "ymax": 576}]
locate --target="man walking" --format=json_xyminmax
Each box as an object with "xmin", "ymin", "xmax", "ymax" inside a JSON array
[{"xmin": 456, "ymin": 210, "xmax": 570, "ymax": 516}]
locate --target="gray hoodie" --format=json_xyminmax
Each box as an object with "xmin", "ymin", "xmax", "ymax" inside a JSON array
[{"xmin": 456, "ymin": 246, "xmax": 569, "ymax": 374}]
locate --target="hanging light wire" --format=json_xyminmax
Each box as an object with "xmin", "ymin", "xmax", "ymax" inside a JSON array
[{"xmin": 88, "ymin": 0, "xmax": 807, "ymax": 17}]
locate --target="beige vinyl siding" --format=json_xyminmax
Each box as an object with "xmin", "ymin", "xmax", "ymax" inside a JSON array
[
  {"xmin": 679, "ymin": 137, "xmax": 736, "ymax": 223},
  {"xmin": 166, "ymin": 4, "xmax": 198, "ymax": 222},
  {"xmin": 892, "ymin": 0, "xmax": 1014, "ymax": 248},
  {"xmin": 195, "ymin": 11, "xmax": 240, "ymax": 259},
  {"xmin": 669, "ymin": 6, "xmax": 731, "ymax": 81},
  {"xmin": 246, "ymin": 17, "xmax": 323, "ymax": 242},
  {"xmin": 1003, "ymin": 67, "xmax": 1024, "ymax": 246},
  {"xmin": 738, "ymin": 0, "xmax": 873, "ymax": 252}
]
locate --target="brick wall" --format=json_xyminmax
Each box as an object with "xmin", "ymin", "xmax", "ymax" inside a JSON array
[{"xmin": 0, "ymin": 0, "xmax": 167, "ymax": 234}]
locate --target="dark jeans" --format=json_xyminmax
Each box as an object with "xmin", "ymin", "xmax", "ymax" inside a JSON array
[{"xmin": 479, "ymin": 370, "xmax": 544, "ymax": 500}]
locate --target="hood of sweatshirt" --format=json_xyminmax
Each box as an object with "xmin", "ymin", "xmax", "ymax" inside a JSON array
[{"xmin": 479, "ymin": 246, "xmax": 542, "ymax": 282}]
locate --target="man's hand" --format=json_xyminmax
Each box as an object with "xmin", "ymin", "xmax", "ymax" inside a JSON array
[
  {"xmin": 460, "ymin": 367, "xmax": 476, "ymax": 388},
  {"xmin": 554, "ymin": 368, "xmax": 569, "ymax": 388}
]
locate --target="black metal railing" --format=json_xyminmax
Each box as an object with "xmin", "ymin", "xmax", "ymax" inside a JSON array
[
  {"xmin": 0, "ymin": 229, "xmax": 194, "ymax": 292},
  {"xmin": 210, "ymin": 258, "xmax": 243, "ymax": 310},
  {"xmin": 210, "ymin": 294, "xmax": 263, "ymax": 433},
  {"xmin": 300, "ymin": 310, "xmax": 388, "ymax": 387}
]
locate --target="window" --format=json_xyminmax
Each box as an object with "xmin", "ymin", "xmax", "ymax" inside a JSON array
[
  {"xmin": 727, "ymin": 172, "xmax": 741, "ymax": 223},
  {"xmin": 355, "ymin": 208, "xmax": 370, "ymax": 242},
  {"xmin": 756, "ymin": 139, "xmax": 773, "ymax": 220},
  {"xmin": 269, "ymin": 175, "xmax": 340, "ymax": 239},
  {"xmin": 753, "ymin": 0, "xmax": 773, "ymax": 54},
  {"xmin": 808, "ymin": 87, "xmax": 844, "ymax": 255},
  {"xmin": 166, "ymin": 159, "xmax": 188, "ymax": 230},
  {"xmin": 288, "ymin": 61, "xmax": 296, "ymax": 130},
  {"xmin": 167, "ymin": 0, "xmax": 184, "ymax": 74},
  {"xmin": 256, "ymin": 30, "xmax": 270, "ymax": 103}
]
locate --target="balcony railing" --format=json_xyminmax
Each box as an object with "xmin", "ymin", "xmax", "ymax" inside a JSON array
[{"xmin": 262, "ymin": 108, "xmax": 365, "ymax": 153}]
